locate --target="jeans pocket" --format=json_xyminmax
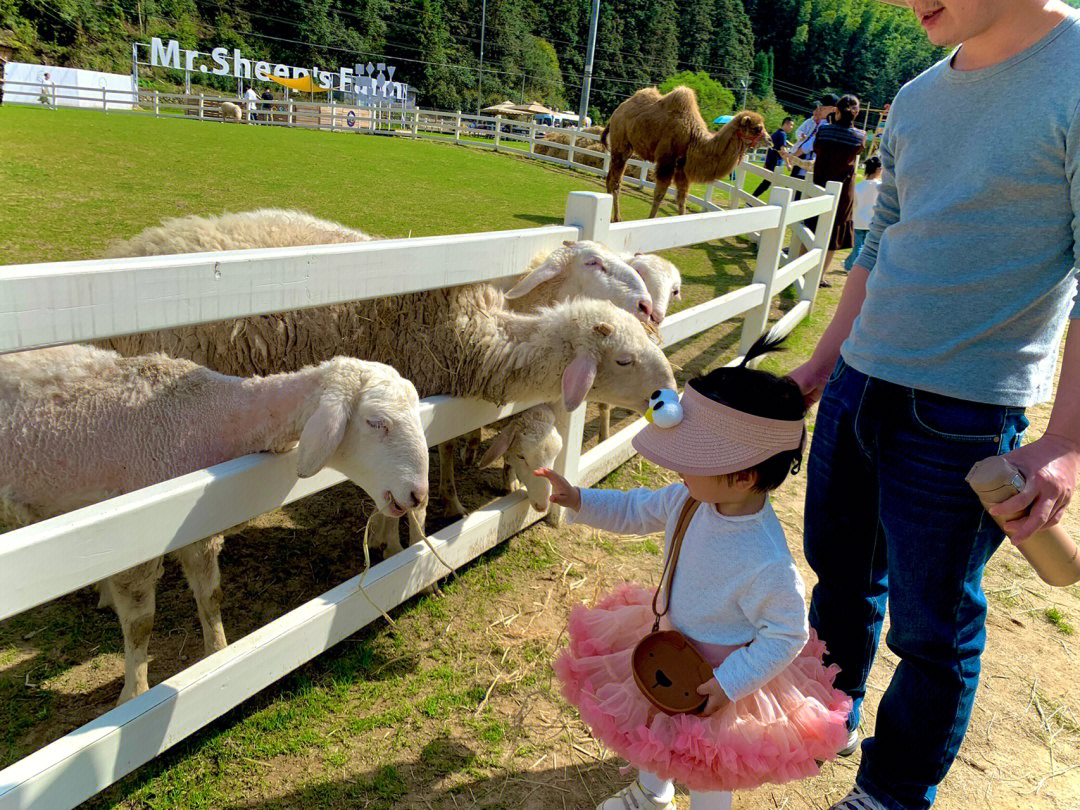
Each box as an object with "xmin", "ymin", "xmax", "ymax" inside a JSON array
[
  {"xmin": 909, "ymin": 390, "xmax": 1011, "ymax": 442},
  {"xmin": 827, "ymin": 356, "xmax": 848, "ymax": 385}
]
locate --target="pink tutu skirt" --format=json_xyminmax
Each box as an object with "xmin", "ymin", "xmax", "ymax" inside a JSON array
[{"xmin": 554, "ymin": 584, "xmax": 853, "ymax": 792}]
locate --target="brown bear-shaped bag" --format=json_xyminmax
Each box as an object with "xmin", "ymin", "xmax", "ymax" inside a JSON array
[{"xmin": 631, "ymin": 498, "xmax": 715, "ymax": 715}]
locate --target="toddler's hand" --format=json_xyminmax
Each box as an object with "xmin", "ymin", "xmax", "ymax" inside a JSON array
[
  {"xmin": 534, "ymin": 468, "xmax": 582, "ymax": 511},
  {"xmin": 696, "ymin": 677, "xmax": 730, "ymax": 717}
]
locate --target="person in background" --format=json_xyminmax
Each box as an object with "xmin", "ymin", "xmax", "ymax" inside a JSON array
[
  {"xmin": 244, "ymin": 85, "xmax": 259, "ymax": 122},
  {"xmin": 260, "ymin": 88, "xmax": 274, "ymax": 123},
  {"xmin": 845, "ymin": 156, "xmax": 883, "ymax": 273},
  {"xmin": 811, "ymin": 94, "xmax": 867, "ymax": 286},
  {"xmin": 752, "ymin": 117, "xmax": 796, "ymax": 199},
  {"xmin": 789, "ymin": 94, "xmax": 838, "ymax": 182},
  {"xmin": 38, "ymin": 72, "xmax": 55, "ymax": 109}
]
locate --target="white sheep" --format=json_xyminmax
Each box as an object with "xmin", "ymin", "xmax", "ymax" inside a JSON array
[
  {"xmin": 0, "ymin": 345, "xmax": 428, "ymax": 703},
  {"xmin": 219, "ymin": 101, "xmax": 243, "ymax": 123},
  {"xmin": 596, "ymin": 252, "xmax": 684, "ymax": 441},
  {"xmin": 476, "ymin": 405, "xmax": 564, "ymax": 513},
  {"xmin": 102, "ymin": 211, "xmax": 676, "ymax": 548}
]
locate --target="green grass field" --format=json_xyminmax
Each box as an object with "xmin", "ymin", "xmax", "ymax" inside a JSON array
[{"xmin": 0, "ymin": 104, "xmax": 855, "ymax": 810}]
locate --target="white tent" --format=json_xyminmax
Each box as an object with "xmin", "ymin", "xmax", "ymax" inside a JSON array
[{"xmin": 2, "ymin": 62, "xmax": 137, "ymax": 109}]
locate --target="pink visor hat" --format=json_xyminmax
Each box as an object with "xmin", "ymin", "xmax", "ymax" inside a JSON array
[{"xmin": 632, "ymin": 384, "xmax": 806, "ymax": 476}]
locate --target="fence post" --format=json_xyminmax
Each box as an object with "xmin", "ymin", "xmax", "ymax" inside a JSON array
[
  {"xmin": 639, "ymin": 162, "xmax": 648, "ymax": 188},
  {"xmin": 729, "ymin": 162, "xmax": 746, "ymax": 211},
  {"xmin": 153, "ymin": 89, "xmax": 159, "ymax": 117},
  {"xmin": 703, "ymin": 182, "xmax": 714, "ymax": 205},
  {"xmin": 102, "ymin": 87, "xmax": 108, "ymax": 114},
  {"xmin": 545, "ymin": 191, "xmax": 613, "ymax": 526},
  {"xmin": 567, "ymin": 132, "xmax": 577, "ymax": 167},
  {"xmin": 494, "ymin": 116, "xmax": 502, "ymax": 150},
  {"xmin": 737, "ymin": 186, "xmax": 792, "ymax": 366},
  {"xmin": 411, "ymin": 110, "xmax": 419, "ymax": 138},
  {"xmin": 454, "ymin": 111, "xmax": 461, "ymax": 143},
  {"xmin": 528, "ymin": 121, "xmax": 536, "ymax": 155},
  {"xmin": 801, "ymin": 180, "xmax": 844, "ymax": 308},
  {"xmin": 288, "ymin": 99, "xmax": 295, "ymax": 127},
  {"xmin": 198, "ymin": 94, "xmax": 204, "ymax": 121},
  {"xmin": 330, "ymin": 97, "xmax": 336, "ymax": 131}
]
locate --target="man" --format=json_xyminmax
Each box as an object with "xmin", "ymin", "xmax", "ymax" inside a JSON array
[
  {"xmin": 244, "ymin": 85, "xmax": 259, "ymax": 122},
  {"xmin": 752, "ymin": 116, "xmax": 795, "ymax": 199},
  {"xmin": 789, "ymin": 2, "xmax": 1080, "ymax": 809},
  {"xmin": 38, "ymin": 72, "xmax": 55, "ymax": 109},
  {"xmin": 788, "ymin": 93, "xmax": 838, "ymax": 181}
]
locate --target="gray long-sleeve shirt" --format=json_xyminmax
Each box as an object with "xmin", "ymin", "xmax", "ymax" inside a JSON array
[{"xmin": 844, "ymin": 14, "xmax": 1080, "ymax": 407}]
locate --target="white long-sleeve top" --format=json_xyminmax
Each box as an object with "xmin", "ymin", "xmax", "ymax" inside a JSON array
[{"xmin": 569, "ymin": 483, "xmax": 809, "ymax": 701}]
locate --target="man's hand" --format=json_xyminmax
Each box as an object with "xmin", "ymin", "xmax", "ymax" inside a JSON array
[
  {"xmin": 991, "ymin": 433, "xmax": 1080, "ymax": 543},
  {"xmin": 787, "ymin": 358, "xmax": 834, "ymax": 407},
  {"xmin": 696, "ymin": 677, "xmax": 731, "ymax": 717},
  {"xmin": 534, "ymin": 468, "xmax": 582, "ymax": 511}
]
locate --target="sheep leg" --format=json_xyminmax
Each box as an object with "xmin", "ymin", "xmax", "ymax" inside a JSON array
[
  {"xmin": 102, "ymin": 557, "xmax": 165, "ymax": 705},
  {"xmin": 438, "ymin": 442, "xmax": 467, "ymax": 518},
  {"xmin": 462, "ymin": 429, "xmax": 483, "ymax": 467},
  {"xmin": 598, "ymin": 402, "xmax": 612, "ymax": 441},
  {"xmin": 606, "ymin": 152, "xmax": 628, "ymax": 222},
  {"xmin": 173, "ymin": 535, "xmax": 227, "ymax": 656},
  {"xmin": 649, "ymin": 163, "xmax": 676, "ymax": 219},
  {"xmin": 369, "ymin": 512, "xmax": 405, "ymax": 557}
]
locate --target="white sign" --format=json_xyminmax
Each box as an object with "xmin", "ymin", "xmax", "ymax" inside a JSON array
[{"xmin": 140, "ymin": 38, "xmax": 407, "ymax": 98}]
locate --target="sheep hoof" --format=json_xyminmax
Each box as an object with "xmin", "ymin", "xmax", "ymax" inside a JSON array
[{"xmin": 443, "ymin": 497, "xmax": 467, "ymax": 518}]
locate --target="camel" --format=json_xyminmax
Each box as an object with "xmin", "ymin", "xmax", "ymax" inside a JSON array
[{"xmin": 601, "ymin": 87, "xmax": 769, "ymax": 222}]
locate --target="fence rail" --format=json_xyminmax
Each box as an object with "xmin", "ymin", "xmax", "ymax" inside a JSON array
[{"xmin": 0, "ymin": 129, "xmax": 839, "ymax": 808}]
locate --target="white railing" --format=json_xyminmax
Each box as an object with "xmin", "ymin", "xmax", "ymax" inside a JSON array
[
  {"xmin": 2, "ymin": 78, "xmax": 771, "ymax": 212},
  {"xmin": 0, "ymin": 180, "xmax": 839, "ymax": 806}
]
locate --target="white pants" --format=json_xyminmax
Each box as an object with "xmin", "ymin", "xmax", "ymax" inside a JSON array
[{"xmin": 639, "ymin": 771, "xmax": 732, "ymax": 809}]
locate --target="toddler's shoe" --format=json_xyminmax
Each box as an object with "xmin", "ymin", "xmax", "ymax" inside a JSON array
[
  {"xmin": 838, "ymin": 727, "xmax": 860, "ymax": 757},
  {"xmin": 596, "ymin": 779, "xmax": 675, "ymax": 810}
]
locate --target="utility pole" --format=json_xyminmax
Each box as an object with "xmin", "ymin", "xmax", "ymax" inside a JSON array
[
  {"xmin": 577, "ymin": 0, "xmax": 600, "ymax": 123},
  {"xmin": 476, "ymin": 0, "xmax": 487, "ymax": 115},
  {"xmin": 739, "ymin": 76, "xmax": 749, "ymax": 109}
]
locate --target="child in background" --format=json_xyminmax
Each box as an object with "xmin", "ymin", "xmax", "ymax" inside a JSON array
[
  {"xmin": 844, "ymin": 156, "xmax": 882, "ymax": 273},
  {"xmin": 537, "ymin": 336, "xmax": 851, "ymax": 810}
]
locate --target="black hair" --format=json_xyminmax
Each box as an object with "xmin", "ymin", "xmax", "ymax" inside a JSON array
[
  {"xmin": 782, "ymin": 116, "xmax": 794, "ymax": 126},
  {"xmin": 687, "ymin": 333, "xmax": 807, "ymax": 492},
  {"xmin": 835, "ymin": 94, "xmax": 860, "ymax": 128},
  {"xmin": 864, "ymin": 155, "xmax": 882, "ymax": 176}
]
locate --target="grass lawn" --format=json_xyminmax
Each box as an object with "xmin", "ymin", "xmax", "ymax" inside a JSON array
[{"xmin": 4, "ymin": 105, "xmax": 1076, "ymax": 810}]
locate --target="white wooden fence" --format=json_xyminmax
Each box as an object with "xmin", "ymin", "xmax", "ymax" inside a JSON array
[{"xmin": 0, "ymin": 170, "xmax": 839, "ymax": 806}]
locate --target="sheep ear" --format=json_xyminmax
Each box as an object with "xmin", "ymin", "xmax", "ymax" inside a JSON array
[
  {"xmin": 562, "ymin": 354, "xmax": 598, "ymax": 412},
  {"xmin": 505, "ymin": 252, "xmax": 567, "ymax": 299},
  {"xmin": 594, "ymin": 322, "xmax": 615, "ymax": 337},
  {"xmin": 478, "ymin": 424, "xmax": 517, "ymax": 468},
  {"xmin": 296, "ymin": 399, "xmax": 348, "ymax": 478}
]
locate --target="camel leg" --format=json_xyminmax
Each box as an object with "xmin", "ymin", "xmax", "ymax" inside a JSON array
[
  {"xmin": 598, "ymin": 403, "xmax": 612, "ymax": 441},
  {"xmin": 649, "ymin": 163, "xmax": 675, "ymax": 219},
  {"xmin": 102, "ymin": 557, "xmax": 165, "ymax": 705},
  {"xmin": 438, "ymin": 442, "xmax": 466, "ymax": 517},
  {"xmin": 173, "ymin": 535, "xmax": 227, "ymax": 656},
  {"xmin": 675, "ymin": 171, "xmax": 690, "ymax": 216},
  {"xmin": 606, "ymin": 152, "xmax": 628, "ymax": 222}
]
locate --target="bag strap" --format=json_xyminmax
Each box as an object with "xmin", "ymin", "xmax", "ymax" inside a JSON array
[{"xmin": 650, "ymin": 497, "xmax": 702, "ymax": 631}]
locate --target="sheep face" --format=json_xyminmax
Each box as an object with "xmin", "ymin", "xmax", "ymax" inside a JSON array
[
  {"xmin": 626, "ymin": 254, "xmax": 682, "ymax": 325},
  {"xmin": 479, "ymin": 406, "xmax": 563, "ymax": 513},
  {"xmin": 556, "ymin": 303, "xmax": 677, "ymax": 414},
  {"xmin": 297, "ymin": 360, "xmax": 429, "ymax": 517},
  {"xmin": 507, "ymin": 241, "xmax": 654, "ymax": 323}
]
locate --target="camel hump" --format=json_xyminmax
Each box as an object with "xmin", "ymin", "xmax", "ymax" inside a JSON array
[{"xmin": 663, "ymin": 86, "xmax": 699, "ymax": 111}]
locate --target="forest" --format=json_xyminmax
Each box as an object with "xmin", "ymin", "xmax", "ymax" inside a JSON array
[{"xmin": 0, "ymin": 0, "xmax": 985, "ymax": 121}]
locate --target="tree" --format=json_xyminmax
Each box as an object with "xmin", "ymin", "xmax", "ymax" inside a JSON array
[{"xmin": 658, "ymin": 70, "xmax": 735, "ymax": 127}]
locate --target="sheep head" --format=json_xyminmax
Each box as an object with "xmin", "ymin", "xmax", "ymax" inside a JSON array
[
  {"xmin": 546, "ymin": 300, "xmax": 677, "ymax": 413},
  {"xmin": 626, "ymin": 254, "xmax": 682, "ymax": 325},
  {"xmin": 507, "ymin": 240, "xmax": 654, "ymax": 323},
  {"xmin": 479, "ymin": 405, "xmax": 563, "ymax": 513},
  {"xmin": 297, "ymin": 359, "xmax": 428, "ymax": 516}
]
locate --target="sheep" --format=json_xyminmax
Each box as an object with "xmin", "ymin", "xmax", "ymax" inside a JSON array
[
  {"xmin": 602, "ymin": 87, "xmax": 769, "ymax": 221},
  {"xmin": 103, "ymin": 209, "xmax": 375, "ymax": 258},
  {"xmin": 219, "ymin": 101, "xmax": 243, "ymax": 123},
  {"xmin": 597, "ymin": 253, "xmax": 684, "ymax": 441},
  {"xmin": 477, "ymin": 405, "xmax": 563, "ymax": 513},
  {"xmin": 0, "ymin": 345, "xmax": 428, "ymax": 703}
]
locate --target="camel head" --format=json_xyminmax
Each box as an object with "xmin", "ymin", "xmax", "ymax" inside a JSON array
[{"xmin": 728, "ymin": 111, "xmax": 769, "ymax": 151}]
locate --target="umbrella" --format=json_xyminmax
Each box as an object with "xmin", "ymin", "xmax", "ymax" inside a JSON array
[
  {"xmin": 511, "ymin": 101, "xmax": 555, "ymax": 115},
  {"xmin": 480, "ymin": 101, "xmax": 518, "ymax": 114},
  {"xmin": 269, "ymin": 75, "xmax": 331, "ymax": 93},
  {"xmin": 713, "ymin": 114, "xmax": 734, "ymax": 125}
]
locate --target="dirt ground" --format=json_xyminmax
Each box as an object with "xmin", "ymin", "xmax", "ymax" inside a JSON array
[{"xmin": 2, "ymin": 258, "xmax": 1079, "ymax": 809}]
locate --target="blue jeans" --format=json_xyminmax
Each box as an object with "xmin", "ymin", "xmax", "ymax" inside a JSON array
[
  {"xmin": 804, "ymin": 359, "xmax": 1027, "ymax": 810},
  {"xmin": 844, "ymin": 229, "xmax": 868, "ymax": 272}
]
